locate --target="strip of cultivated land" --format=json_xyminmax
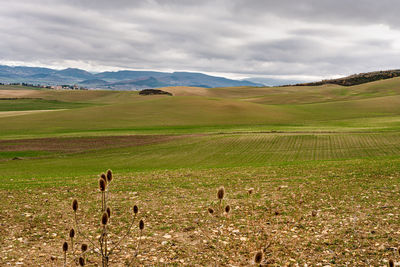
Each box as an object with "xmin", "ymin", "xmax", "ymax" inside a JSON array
[{"xmin": 1, "ymin": 132, "xmax": 400, "ymax": 183}]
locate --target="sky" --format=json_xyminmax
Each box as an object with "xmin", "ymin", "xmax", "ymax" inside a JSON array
[{"xmin": 1, "ymin": 0, "xmax": 400, "ymax": 81}]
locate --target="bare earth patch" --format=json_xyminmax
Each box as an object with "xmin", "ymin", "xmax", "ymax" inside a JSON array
[
  {"xmin": 0, "ymin": 109, "xmax": 66, "ymax": 118},
  {"xmin": 160, "ymin": 86, "xmax": 211, "ymax": 96},
  {"xmin": 0, "ymin": 135, "xmax": 188, "ymax": 153},
  {"xmin": 0, "ymin": 89, "xmax": 40, "ymax": 98}
]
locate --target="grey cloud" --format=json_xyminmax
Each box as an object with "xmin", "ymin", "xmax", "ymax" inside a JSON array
[
  {"xmin": 1, "ymin": 0, "xmax": 400, "ymax": 80},
  {"xmin": 231, "ymin": 0, "xmax": 400, "ymax": 28}
]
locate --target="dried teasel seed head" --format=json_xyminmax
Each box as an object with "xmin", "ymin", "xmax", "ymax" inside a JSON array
[
  {"xmin": 101, "ymin": 212, "xmax": 108, "ymax": 225},
  {"xmin": 389, "ymin": 259, "xmax": 394, "ymax": 267},
  {"xmin": 99, "ymin": 178, "xmax": 106, "ymax": 191},
  {"xmin": 69, "ymin": 228, "xmax": 75, "ymax": 238},
  {"xmin": 254, "ymin": 251, "xmax": 263, "ymax": 264},
  {"xmin": 72, "ymin": 199, "xmax": 78, "ymax": 212},
  {"xmin": 133, "ymin": 205, "xmax": 138, "ymax": 214},
  {"xmin": 217, "ymin": 186, "xmax": 225, "ymax": 200},
  {"xmin": 100, "ymin": 173, "xmax": 107, "ymax": 186},
  {"xmin": 248, "ymin": 188, "xmax": 254, "ymax": 195},
  {"xmin": 208, "ymin": 207, "xmax": 214, "ymax": 214},
  {"xmin": 79, "ymin": 257, "xmax": 85, "ymax": 266},
  {"xmin": 106, "ymin": 207, "xmax": 111, "ymax": 218},
  {"xmin": 62, "ymin": 241, "xmax": 68, "ymax": 252},
  {"xmin": 81, "ymin": 243, "xmax": 88, "ymax": 252},
  {"xmin": 139, "ymin": 219, "xmax": 144, "ymax": 230},
  {"xmin": 225, "ymin": 205, "xmax": 231, "ymax": 213},
  {"xmin": 106, "ymin": 169, "xmax": 113, "ymax": 182}
]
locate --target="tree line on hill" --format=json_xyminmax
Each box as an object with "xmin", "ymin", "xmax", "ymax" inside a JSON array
[{"xmin": 293, "ymin": 70, "xmax": 400, "ymax": 87}]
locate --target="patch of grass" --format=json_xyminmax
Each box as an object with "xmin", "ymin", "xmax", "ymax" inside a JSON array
[
  {"xmin": 0, "ymin": 85, "xmax": 43, "ymax": 90},
  {"xmin": 1, "ymin": 132, "xmax": 400, "ymax": 185},
  {"xmin": 0, "ymin": 98, "xmax": 91, "ymax": 111},
  {"xmin": 0, "ymin": 150, "xmax": 52, "ymax": 159}
]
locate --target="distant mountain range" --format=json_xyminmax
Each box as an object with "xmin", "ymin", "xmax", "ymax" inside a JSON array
[
  {"xmin": 244, "ymin": 77, "xmax": 309, "ymax": 86},
  {"xmin": 0, "ymin": 65, "xmax": 262, "ymax": 90}
]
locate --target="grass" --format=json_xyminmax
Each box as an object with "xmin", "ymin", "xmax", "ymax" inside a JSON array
[
  {"xmin": 2, "ymin": 132, "xmax": 400, "ymax": 184},
  {"xmin": 0, "ymin": 98, "xmax": 91, "ymax": 111},
  {"xmin": 0, "ymin": 150, "xmax": 52, "ymax": 159},
  {"xmin": 2, "ymin": 80, "xmax": 400, "ymax": 265},
  {"xmin": 1, "ymin": 79, "xmax": 400, "ymax": 138}
]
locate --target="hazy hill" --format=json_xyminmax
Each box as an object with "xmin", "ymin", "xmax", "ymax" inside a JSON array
[
  {"xmin": 244, "ymin": 77, "xmax": 309, "ymax": 86},
  {"xmin": 0, "ymin": 65, "xmax": 262, "ymax": 89},
  {"xmin": 94, "ymin": 70, "xmax": 166, "ymax": 81},
  {"xmin": 56, "ymin": 68, "xmax": 94, "ymax": 79}
]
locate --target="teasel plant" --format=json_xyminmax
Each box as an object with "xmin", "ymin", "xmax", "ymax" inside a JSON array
[
  {"xmin": 254, "ymin": 250, "xmax": 263, "ymax": 266},
  {"xmin": 62, "ymin": 169, "xmax": 145, "ymax": 267},
  {"xmin": 386, "ymin": 246, "xmax": 400, "ymax": 267},
  {"xmin": 204, "ymin": 186, "xmax": 268, "ymax": 266},
  {"xmin": 197, "ymin": 186, "xmax": 232, "ymax": 265},
  {"xmin": 245, "ymin": 187, "xmax": 256, "ymax": 238},
  {"xmin": 246, "ymin": 187, "xmax": 270, "ymax": 266},
  {"xmin": 217, "ymin": 186, "xmax": 225, "ymax": 211}
]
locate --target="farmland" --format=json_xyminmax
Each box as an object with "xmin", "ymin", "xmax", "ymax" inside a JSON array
[{"xmin": 1, "ymin": 79, "xmax": 400, "ymax": 265}]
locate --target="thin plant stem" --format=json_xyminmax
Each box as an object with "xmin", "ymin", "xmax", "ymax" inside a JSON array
[
  {"xmin": 74, "ymin": 212, "xmax": 102, "ymax": 256},
  {"xmin": 128, "ymin": 229, "xmax": 142, "ymax": 267},
  {"xmin": 136, "ymin": 229, "xmax": 143, "ymax": 257},
  {"xmin": 198, "ymin": 215, "xmax": 219, "ymax": 266},
  {"xmin": 101, "ymin": 191, "xmax": 104, "ymax": 211},
  {"xmin": 108, "ymin": 214, "xmax": 137, "ymax": 255},
  {"xmin": 104, "ymin": 225, "xmax": 108, "ymax": 265}
]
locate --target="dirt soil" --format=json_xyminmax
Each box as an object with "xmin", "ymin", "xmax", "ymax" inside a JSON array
[{"xmin": 0, "ymin": 135, "xmax": 186, "ymax": 153}]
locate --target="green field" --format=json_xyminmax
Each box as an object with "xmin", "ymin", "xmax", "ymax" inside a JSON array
[
  {"xmin": 1, "ymin": 80, "xmax": 400, "ymax": 265},
  {"xmin": 0, "ymin": 98, "xmax": 91, "ymax": 111},
  {"xmin": 2, "ymin": 78, "xmax": 400, "ymax": 138}
]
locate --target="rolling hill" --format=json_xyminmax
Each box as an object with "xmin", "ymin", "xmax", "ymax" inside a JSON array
[
  {"xmin": 2, "ymin": 76, "xmax": 400, "ymax": 138},
  {"xmin": 295, "ymin": 69, "xmax": 400, "ymax": 86}
]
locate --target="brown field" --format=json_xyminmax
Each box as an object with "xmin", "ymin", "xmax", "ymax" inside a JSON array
[
  {"xmin": 0, "ymin": 110, "xmax": 66, "ymax": 118},
  {"xmin": 0, "ymin": 135, "xmax": 186, "ymax": 154},
  {"xmin": 160, "ymin": 86, "xmax": 210, "ymax": 96},
  {"xmin": 0, "ymin": 89, "xmax": 41, "ymax": 98}
]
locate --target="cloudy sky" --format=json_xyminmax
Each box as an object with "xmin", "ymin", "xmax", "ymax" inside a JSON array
[{"xmin": 1, "ymin": 0, "xmax": 400, "ymax": 81}]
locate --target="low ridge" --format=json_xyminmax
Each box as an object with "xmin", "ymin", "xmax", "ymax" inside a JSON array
[{"xmin": 294, "ymin": 69, "xmax": 400, "ymax": 87}]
